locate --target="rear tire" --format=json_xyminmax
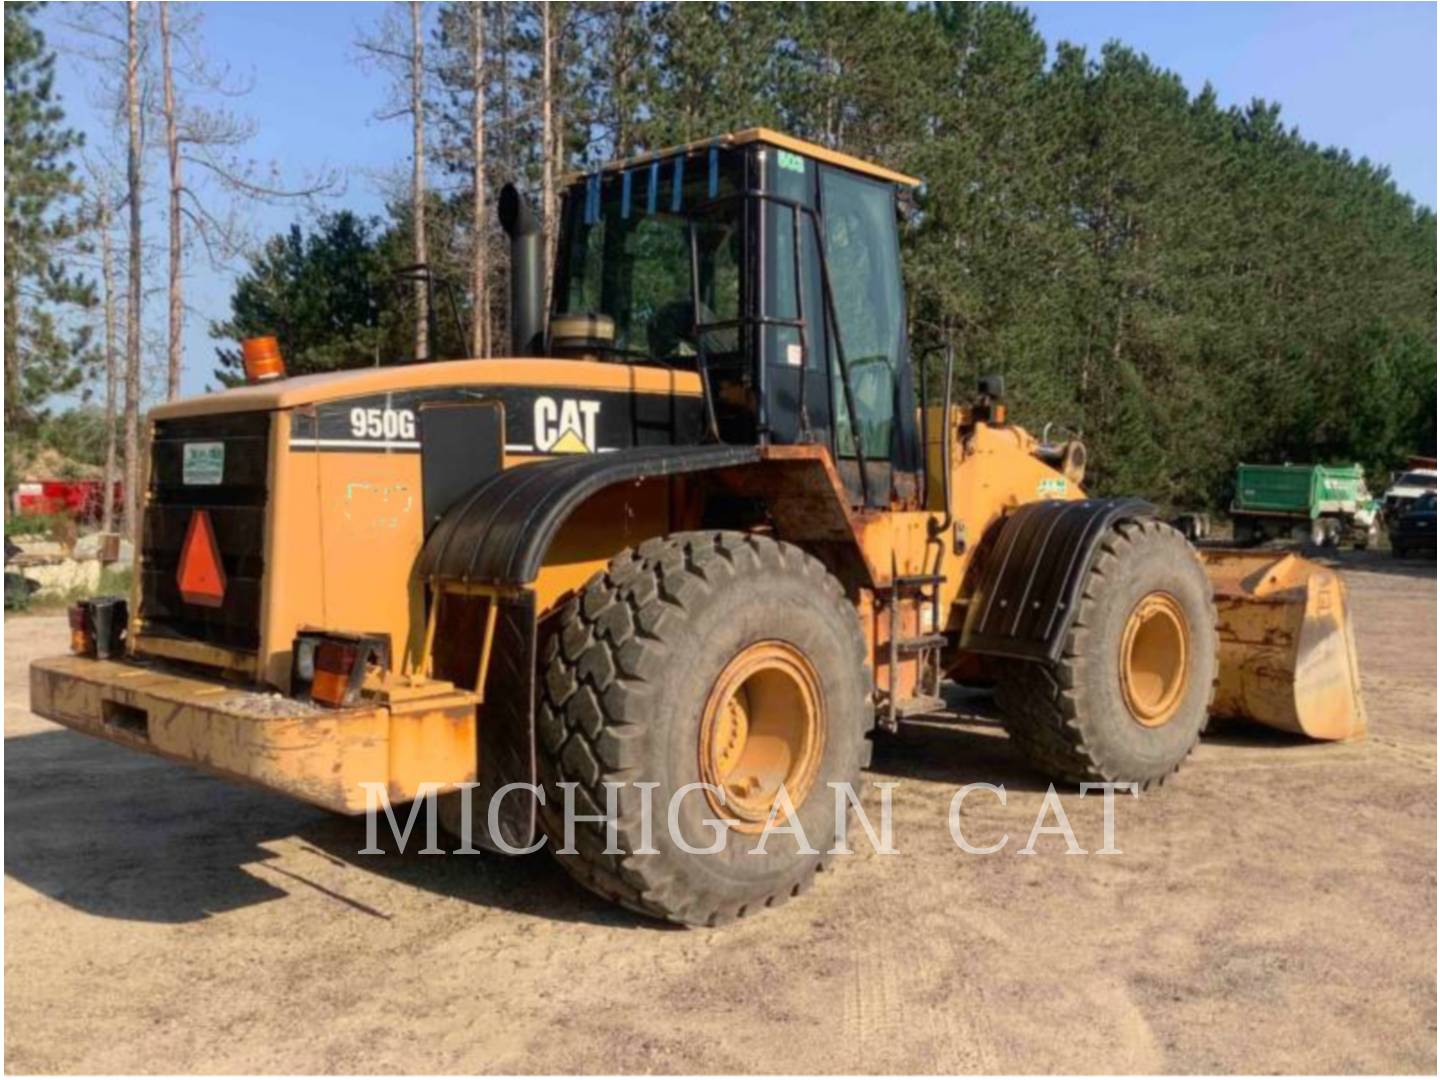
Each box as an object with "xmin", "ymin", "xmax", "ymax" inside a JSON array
[
  {"xmin": 535, "ymin": 531, "xmax": 872, "ymax": 926},
  {"xmin": 994, "ymin": 519, "xmax": 1218, "ymax": 789}
]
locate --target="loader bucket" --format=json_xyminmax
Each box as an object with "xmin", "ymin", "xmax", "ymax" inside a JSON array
[{"xmin": 1200, "ymin": 550, "xmax": 1367, "ymax": 740}]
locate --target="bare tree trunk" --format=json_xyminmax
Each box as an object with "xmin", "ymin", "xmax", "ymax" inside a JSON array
[
  {"xmin": 469, "ymin": 3, "xmax": 488, "ymax": 358},
  {"xmin": 124, "ymin": 0, "xmax": 144, "ymax": 547},
  {"xmin": 161, "ymin": 0, "xmax": 182, "ymax": 399},
  {"xmin": 410, "ymin": 0, "xmax": 429, "ymax": 362},
  {"xmin": 498, "ymin": 2, "xmax": 511, "ymax": 178},
  {"xmin": 99, "ymin": 189, "xmax": 119, "ymax": 535},
  {"xmin": 540, "ymin": 1, "xmax": 554, "ymax": 307},
  {"xmin": 3, "ymin": 284, "xmax": 18, "ymax": 438}
]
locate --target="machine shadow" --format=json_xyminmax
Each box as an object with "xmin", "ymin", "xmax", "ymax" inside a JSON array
[
  {"xmin": 868, "ymin": 688, "xmax": 1056, "ymax": 793},
  {"xmin": 12, "ymin": 696, "xmax": 1284, "ymax": 929},
  {"xmin": 1198, "ymin": 716, "xmax": 1316, "ymax": 750},
  {"xmin": 2, "ymin": 728, "xmax": 661, "ymax": 931}
]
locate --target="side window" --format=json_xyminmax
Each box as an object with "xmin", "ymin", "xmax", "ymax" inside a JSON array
[
  {"xmin": 820, "ymin": 168, "xmax": 903, "ymax": 459},
  {"xmin": 764, "ymin": 203, "xmax": 820, "ymax": 371}
]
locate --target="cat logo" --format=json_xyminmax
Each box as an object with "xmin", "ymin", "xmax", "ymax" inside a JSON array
[{"xmin": 534, "ymin": 396, "xmax": 602, "ymax": 454}]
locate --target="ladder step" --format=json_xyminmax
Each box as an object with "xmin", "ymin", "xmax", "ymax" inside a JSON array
[
  {"xmin": 895, "ymin": 633, "xmax": 947, "ymax": 654},
  {"xmin": 892, "ymin": 573, "xmax": 946, "ymax": 588},
  {"xmin": 892, "ymin": 694, "xmax": 948, "ymax": 718}
]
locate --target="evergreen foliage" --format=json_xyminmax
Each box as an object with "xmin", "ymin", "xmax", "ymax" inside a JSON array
[
  {"xmin": 4, "ymin": 1, "xmax": 97, "ymax": 439},
  {"xmin": 213, "ymin": 2, "xmax": 1436, "ymax": 506}
]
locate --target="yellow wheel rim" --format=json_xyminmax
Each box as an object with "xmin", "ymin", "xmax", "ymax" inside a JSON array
[
  {"xmin": 1119, "ymin": 591, "xmax": 1191, "ymax": 728},
  {"xmin": 699, "ymin": 641, "xmax": 825, "ymax": 832}
]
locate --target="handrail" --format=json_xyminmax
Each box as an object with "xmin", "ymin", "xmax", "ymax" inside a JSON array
[{"xmin": 930, "ymin": 339, "xmax": 956, "ymax": 537}]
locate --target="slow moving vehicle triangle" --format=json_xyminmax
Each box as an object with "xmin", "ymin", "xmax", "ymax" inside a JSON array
[{"xmin": 177, "ymin": 509, "xmax": 227, "ymax": 607}]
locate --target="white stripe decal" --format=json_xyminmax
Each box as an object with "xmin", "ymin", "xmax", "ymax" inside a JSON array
[
  {"xmin": 291, "ymin": 438, "xmax": 612, "ymax": 454},
  {"xmin": 289, "ymin": 438, "xmax": 421, "ymax": 450}
]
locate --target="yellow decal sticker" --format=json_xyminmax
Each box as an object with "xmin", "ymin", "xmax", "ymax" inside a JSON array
[{"xmin": 534, "ymin": 396, "xmax": 600, "ymax": 454}]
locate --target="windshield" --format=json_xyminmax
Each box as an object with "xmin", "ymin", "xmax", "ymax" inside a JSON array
[
  {"xmin": 1396, "ymin": 471, "xmax": 1437, "ymax": 488},
  {"xmin": 554, "ymin": 148, "xmax": 745, "ymax": 364},
  {"xmin": 1411, "ymin": 493, "xmax": 1437, "ymax": 513}
]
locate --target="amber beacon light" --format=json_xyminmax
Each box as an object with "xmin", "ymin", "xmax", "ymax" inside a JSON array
[{"xmin": 241, "ymin": 335, "xmax": 286, "ymax": 383}]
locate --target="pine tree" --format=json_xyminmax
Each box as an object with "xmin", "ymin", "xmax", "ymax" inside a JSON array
[
  {"xmin": 4, "ymin": 1, "xmax": 97, "ymax": 453},
  {"xmin": 216, "ymin": 0, "xmax": 1436, "ymax": 504}
]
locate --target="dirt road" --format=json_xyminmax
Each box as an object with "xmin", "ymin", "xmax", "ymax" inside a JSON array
[{"xmin": 5, "ymin": 551, "xmax": 1435, "ymax": 1073}]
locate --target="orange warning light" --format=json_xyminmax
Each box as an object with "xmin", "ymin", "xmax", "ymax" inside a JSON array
[
  {"xmin": 241, "ymin": 336, "xmax": 286, "ymax": 383},
  {"xmin": 177, "ymin": 509, "xmax": 227, "ymax": 607}
]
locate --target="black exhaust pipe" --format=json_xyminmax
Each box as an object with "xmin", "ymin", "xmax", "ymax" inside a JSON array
[{"xmin": 498, "ymin": 183, "xmax": 544, "ymax": 356}]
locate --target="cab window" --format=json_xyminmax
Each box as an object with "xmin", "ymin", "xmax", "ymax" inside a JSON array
[
  {"xmin": 820, "ymin": 167, "xmax": 904, "ymax": 459},
  {"xmin": 555, "ymin": 150, "xmax": 744, "ymax": 364}
]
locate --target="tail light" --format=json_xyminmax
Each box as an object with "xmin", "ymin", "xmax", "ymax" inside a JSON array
[
  {"xmin": 68, "ymin": 597, "xmax": 128, "ymax": 659},
  {"xmin": 291, "ymin": 630, "xmax": 391, "ymax": 708},
  {"xmin": 68, "ymin": 605, "xmax": 93, "ymax": 656},
  {"xmin": 241, "ymin": 336, "xmax": 286, "ymax": 383},
  {"xmin": 312, "ymin": 640, "xmax": 361, "ymax": 706}
]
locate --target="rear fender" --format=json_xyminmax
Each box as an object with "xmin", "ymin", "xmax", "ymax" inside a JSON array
[{"xmin": 417, "ymin": 444, "xmax": 762, "ymax": 852}]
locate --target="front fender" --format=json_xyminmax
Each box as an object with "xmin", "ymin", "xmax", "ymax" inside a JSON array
[{"xmin": 960, "ymin": 497, "xmax": 1155, "ymax": 663}]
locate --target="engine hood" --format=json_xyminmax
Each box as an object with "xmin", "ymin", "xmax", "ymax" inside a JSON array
[{"xmin": 148, "ymin": 358, "xmax": 701, "ymax": 420}]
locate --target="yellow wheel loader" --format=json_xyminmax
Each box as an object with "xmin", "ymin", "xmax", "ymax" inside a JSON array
[{"xmin": 31, "ymin": 130, "xmax": 1365, "ymax": 926}]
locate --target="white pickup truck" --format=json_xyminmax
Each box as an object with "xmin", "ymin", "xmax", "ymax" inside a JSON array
[{"xmin": 1383, "ymin": 467, "xmax": 1438, "ymax": 524}]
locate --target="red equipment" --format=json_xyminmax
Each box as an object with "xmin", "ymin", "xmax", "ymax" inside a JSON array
[{"xmin": 12, "ymin": 480, "xmax": 123, "ymax": 522}]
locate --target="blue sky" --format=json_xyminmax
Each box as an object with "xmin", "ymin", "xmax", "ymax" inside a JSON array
[{"xmin": 40, "ymin": 1, "xmax": 1438, "ymax": 400}]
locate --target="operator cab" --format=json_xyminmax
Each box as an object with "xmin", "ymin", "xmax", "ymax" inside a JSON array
[{"xmin": 549, "ymin": 129, "xmax": 924, "ymax": 508}]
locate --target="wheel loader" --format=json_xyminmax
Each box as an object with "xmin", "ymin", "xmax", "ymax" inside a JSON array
[{"xmin": 31, "ymin": 129, "xmax": 1366, "ymax": 925}]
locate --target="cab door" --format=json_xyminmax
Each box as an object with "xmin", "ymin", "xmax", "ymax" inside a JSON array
[{"xmin": 817, "ymin": 165, "xmax": 917, "ymax": 508}]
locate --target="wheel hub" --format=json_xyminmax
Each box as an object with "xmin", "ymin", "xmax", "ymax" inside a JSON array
[
  {"xmin": 699, "ymin": 641, "xmax": 824, "ymax": 831},
  {"xmin": 1119, "ymin": 591, "xmax": 1191, "ymax": 727}
]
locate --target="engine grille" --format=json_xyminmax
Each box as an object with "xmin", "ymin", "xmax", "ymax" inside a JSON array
[{"xmin": 138, "ymin": 412, "xmax": 270, "ymax": 652}]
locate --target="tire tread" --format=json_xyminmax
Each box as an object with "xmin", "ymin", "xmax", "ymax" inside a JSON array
[
  {"xmin": 536, "ymin": 530, "xmax": 869, "ymax": 925},
  {"xmin": 995, "ymin": 518, "xmax": 1218, "ymax": 790}
]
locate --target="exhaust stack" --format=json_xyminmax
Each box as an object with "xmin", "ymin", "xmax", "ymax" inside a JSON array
[{"xmin": 498, "ymin": 183, "xmax": 544, "ymax": 357}]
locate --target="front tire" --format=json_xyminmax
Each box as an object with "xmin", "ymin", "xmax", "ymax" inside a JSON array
[
  {"xmin": 535, "ymin": 531, "xmax": 872, "ymax": 926},
  {"xmin": 995, "ymin": 519, "xmax": 1218, "ymax": 789}
]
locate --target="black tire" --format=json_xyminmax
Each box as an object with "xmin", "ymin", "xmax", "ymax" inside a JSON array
[
  {"xmin": 1232, "ymin": 515, "xmax": 1258, "ymax": 546},
  {"xmin": 535, "ymin": 531, "xmax": 872, "ymax": 926},
  {"xmin": 1392, "ymin": 544, "xmax": 1408, "ymax": 559},
  {"xmin": 994, "ymin": 518, "xmax": 1218, "ymax": 789}
]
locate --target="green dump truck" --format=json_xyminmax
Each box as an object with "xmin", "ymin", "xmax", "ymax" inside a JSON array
[{"xmin": 1231, "ymin": 463, "xmax": 1380, "ymax": 548}]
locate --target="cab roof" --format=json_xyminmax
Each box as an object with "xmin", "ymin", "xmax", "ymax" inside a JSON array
[{"xmin": 569, "ymin": 127, "xmax": 922, "ymax": 188}]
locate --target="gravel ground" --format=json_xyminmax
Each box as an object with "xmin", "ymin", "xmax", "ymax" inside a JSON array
[{"xmin": 4, "ymin": 549, "xmax": 1435, "ymax": 1074}]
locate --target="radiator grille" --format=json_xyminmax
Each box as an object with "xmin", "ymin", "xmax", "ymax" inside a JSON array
[{"xmin": 138, "ymin": 412, "xmax": 270, "ymax": 651}]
